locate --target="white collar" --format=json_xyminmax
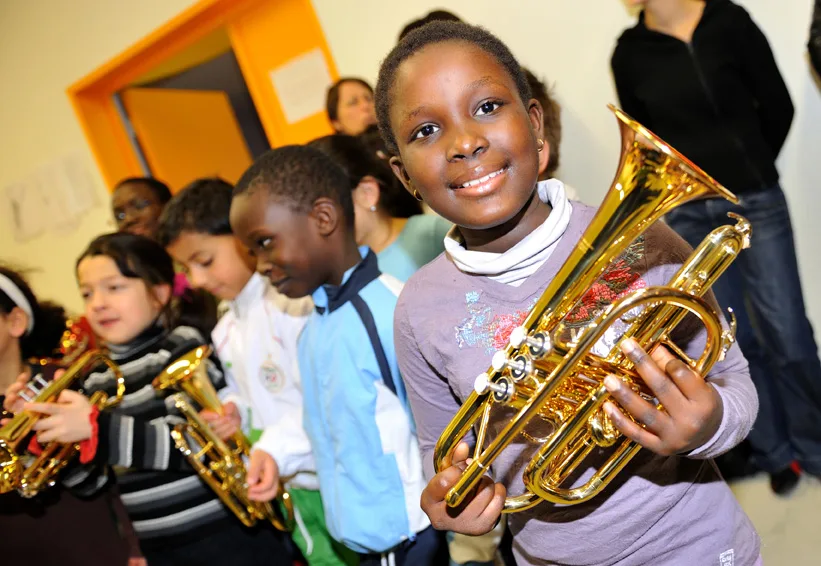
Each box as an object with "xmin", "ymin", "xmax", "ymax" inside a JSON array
[
  {"xmin": 230, "ymin": 273, "xmax": 266, "ymax": 320},
  {"xmin": 444, "ymin": 178, "xmax": 573, "ymax": 286}
]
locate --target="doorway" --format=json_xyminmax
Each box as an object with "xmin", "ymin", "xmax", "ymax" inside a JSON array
[{"xmin": 69, "ymin": 0, "xmax": 339, "ymax": 193}]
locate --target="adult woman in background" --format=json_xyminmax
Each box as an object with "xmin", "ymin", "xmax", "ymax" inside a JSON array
[
  {"xmin": 612, "ymin": 0, "xmax": 820, "ymax": 496},
  {"xmin": 325, "ymin": 78, "xmax": 377, "ymax": 136}
]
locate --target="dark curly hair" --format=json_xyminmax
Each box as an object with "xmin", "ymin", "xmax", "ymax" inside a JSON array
[
  {"xmin": 157, "ymin": 177, "xmax": 235, "ymax": 246},
  {"xmin": 308, "ymin": 134, "xmax": 422, "ymax": 218},
  {"xmin": 113, "ymin": 177, "xmax": 173, "ymax": 205},
  {"xmin": 523, "ymin": 68, "xmax": 562, "ymax": 178},
  {"xmin": 397, "ymin": 9, "xmax": 462, "ymax": 41},
  {"xmin": 233, "ymin": 145, "xmax": 356, "ymax": 228},
  {"xmin": 375, "ymin": 21, "xmax": 532, "ymax": 154},
  {"xmin": 0, "ymin": 266, "xmax": 67, "ymax": 360}
]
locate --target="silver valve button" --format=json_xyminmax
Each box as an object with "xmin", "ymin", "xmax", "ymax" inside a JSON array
[
  {"xmin": 508, "ymin": 326, "xmax": 550, "ymax": 357},
  {"xmin": 491, "ymin": 351, "xmax": 529, "ymax": 380},
  {"xmin": 473, "ymin": 373, "xmax": 512, "ymax": 401}
]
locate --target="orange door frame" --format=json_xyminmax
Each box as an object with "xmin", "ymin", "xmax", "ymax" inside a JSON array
[{"xmin": 67, "ymin": 0, "xmax": 338, "ymax": 191}]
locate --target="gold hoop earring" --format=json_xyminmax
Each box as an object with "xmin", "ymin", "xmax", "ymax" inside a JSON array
[
  {"xmin": 536, "ymin": 138, "xmax": 545, "ymax": 153},
  {"xmin": 413, "ymin": 189, "xmax": 423, "ymax": 201}
]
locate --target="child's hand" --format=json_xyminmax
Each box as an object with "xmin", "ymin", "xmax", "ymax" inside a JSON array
[
  {"xmin": 200, "ymin": 402, "xmax": 240, "ymax": 440},
  {"xmin": 246, "ymin": 449, "xmax": 280, "ymax": 502},
  {"xmin": 603, "ymin": 337, "xmax": 724, "ymax": 456},
  {"xmin": 26, "ymin": 390, "xmax": 94, "ymax": 444},
  {"xmin": 3, "ymin": 370, "xmax": 44, "ymax": 415},
  {"xmin": 421, "ymin": 441, "xmax": 505, "ymax": 536}
]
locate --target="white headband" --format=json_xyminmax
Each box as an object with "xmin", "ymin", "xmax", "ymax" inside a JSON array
[{"xmin": 0, "ymin": 273, "xmax": 34, "ymax": 334}]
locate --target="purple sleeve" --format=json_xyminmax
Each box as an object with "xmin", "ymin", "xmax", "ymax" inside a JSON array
[
  {"xmin": 686, "ymin": 330, "xmax": 758, "ymax": 459},
  {"xmin": 395, "ymin": 289, "xmax": 470, "ymax": 481},
  {"xmin": 648, "ymin": 264, "xmax": 759, "ymax": 459}
]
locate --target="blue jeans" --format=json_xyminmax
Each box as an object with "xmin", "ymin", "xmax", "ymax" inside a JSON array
[{"xmin": 666, "ymin": 185, "xmax": 821, "ymax": 474}]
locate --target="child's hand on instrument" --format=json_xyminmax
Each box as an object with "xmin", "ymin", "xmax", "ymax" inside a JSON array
[
  {"xmin": 2, "ymin": 370, "xmax": 42, "ymax": 416},
  {"xmin": 247, "ymin": 449, "xmax": 280, "ymax": 502},
  {"xmin": 26, "ymin": 390, "xmax": 94, "ymax": 443},
  {"xmin": 420, "ymin": 441, "xmax": 505, "ymax": 536},
  {"xmin": 200, "ymin": 401, "xmax": 240, "ymax": 440},
  {"xmin": 603, "ymin": 338, "xmax": 723, "ymax": 456}
]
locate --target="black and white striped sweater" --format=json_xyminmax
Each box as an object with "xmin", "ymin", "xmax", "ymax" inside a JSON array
[{"xmin": 65, "ymin": 323, "xmax": 233, "ymax": 549}]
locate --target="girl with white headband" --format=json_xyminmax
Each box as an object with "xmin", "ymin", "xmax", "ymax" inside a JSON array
[
  {"xmin": 0, "ymin": 265, "xmax": 133, "ymax": 564},
  {"xmin": 0, "ymin": 266, "xmax": 66, "ymax": 393}
]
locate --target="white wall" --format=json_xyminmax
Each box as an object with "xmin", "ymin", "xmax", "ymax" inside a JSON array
[
  {"xmin": 0, "ymin": 0, "xmax": 199, "ymax": 313},
  {"xmin": 314, "ymin": 0, "xmax": 821, "ymax": 328},
  {"xmin": 1, "ymin": 0, "xmax": 819, "ymax": 325}
]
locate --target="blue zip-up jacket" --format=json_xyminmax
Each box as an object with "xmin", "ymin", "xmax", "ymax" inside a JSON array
[{"xmin": 298, "ymin": 248, "xmax": 430, "ymax": 554}]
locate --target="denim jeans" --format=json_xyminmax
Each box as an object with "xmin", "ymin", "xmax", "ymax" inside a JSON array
[{"xmin": 666, "ymin": 185, "xmax": 821, "ymax": 474}]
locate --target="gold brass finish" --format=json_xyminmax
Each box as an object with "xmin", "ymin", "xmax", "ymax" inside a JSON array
[
  {"xmin": 0, "ymin": 350, "xmax": 125, "ymax": 497},
  {"xmin": 153, "ymin": 346, "xmax": 294, "ymax": 531},
  {"xmin": 434, "ymin": 105, "xmax": 751, "ymax": 512}
]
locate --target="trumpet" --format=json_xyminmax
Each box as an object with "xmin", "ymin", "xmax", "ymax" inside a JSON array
[
  {"xmin": 435, "ymin": 105, "xmax": 751, "ymax": 513},
  {"xmin": 152, "ymin": 346, "xmax": 295, "ymax": 531},
  {"xmin": 0, "ymin": 350, "xmax": 124, "ymax": 498}
]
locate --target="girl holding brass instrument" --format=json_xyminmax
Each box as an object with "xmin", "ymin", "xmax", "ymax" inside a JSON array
[
  {"xmin": 5, "ymin": 234, "xmax": 293, "ymax": 566},
  {"xmin": 377, "ymin": 21, "xmax": 761, "ymax": 566},
  {"xmin": 0, "ymin": 265, "xmax": 131, "ymax": 565}
]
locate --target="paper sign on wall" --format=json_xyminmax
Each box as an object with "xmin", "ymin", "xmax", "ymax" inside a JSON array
[
  {"xmin": 2, "ymin": 151, "xmax": 100, "ymax": 242},
  {"xmin": 4, "ymin": 181, "xmax": 47, "ymax": 242},
  {"xmin": 269, "ymin": 48, "xmax": 333, "ymax": 124}
]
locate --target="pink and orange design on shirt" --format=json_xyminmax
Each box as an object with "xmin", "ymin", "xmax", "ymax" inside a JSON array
[{"xmin": 455, "ymin": 237, "xmax": 647, "ymax": 353}]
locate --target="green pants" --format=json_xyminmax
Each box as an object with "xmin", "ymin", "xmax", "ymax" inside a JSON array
[{"xmin": 288, "ymin": 488, "xmax": 359, "ymax": 566}]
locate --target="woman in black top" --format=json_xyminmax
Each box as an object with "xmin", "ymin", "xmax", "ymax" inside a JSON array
[
  {"xmin": 809, "ymin": 0, "xmax": 821, "ymax": 75},
  {"xmin": 612, "ymin": 0, "xmax": 821, "ymax": 496}
]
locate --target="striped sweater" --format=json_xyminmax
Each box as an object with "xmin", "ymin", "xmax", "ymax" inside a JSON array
[{"xmin": 65, "ymin": 323, "xmax": 233, "ymax": 549}]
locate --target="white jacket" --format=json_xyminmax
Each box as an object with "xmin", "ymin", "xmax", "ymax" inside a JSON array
[{"xmin": 213, "ymin": 273, "xmax": 317, "ymax": 490}]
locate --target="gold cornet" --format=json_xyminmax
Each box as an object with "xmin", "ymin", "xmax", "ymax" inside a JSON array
[
  {"xmin": 0, "ymin": 350, "xmax": 124, "ymax": 497},
  {"xmin": 435, "ymin": 105, "xmax": 751, "ymax": 513},
  {"xmin": 152, "ymin": 346, "xmax": 295, "ymax": 531}
]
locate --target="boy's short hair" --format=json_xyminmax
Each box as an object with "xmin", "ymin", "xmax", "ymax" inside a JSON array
[
  {"xmin": 376, "ymin": 21, "xmax": 532, "ymax": 154},
  {"xmin": 156, "ymin": 178, "xmax": 235, "ymax": 247},
  {"xmin": 308, "ymin": 133, "xmax": 422, "ymax": 219},
  {"xmin": 523, "ymin": 68, "xmax": 562, "ymax": 178},
  {"xmin": 233, "ymin": 145, "xmax": 356, "ymax": 228}
]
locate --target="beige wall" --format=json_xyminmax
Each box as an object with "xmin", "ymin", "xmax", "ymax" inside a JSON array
[
  {"xmin": 313, "ymin": 0, "xmax": 821, "ymax": 327},
  {"xmin": 2, "ymin": 0, "xmax": 820, "ymax": 328},
  {"xmin": 0, "ymin": 0, "xmax": 199, "ymax": 313}
]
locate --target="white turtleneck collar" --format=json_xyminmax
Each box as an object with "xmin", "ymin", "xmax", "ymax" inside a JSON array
[{"xmin": 444, "ymin": 178, "xmax": 573, "ymax": 287}]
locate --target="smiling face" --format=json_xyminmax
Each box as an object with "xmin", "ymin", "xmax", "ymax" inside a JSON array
[
  {"xmin": 387, "ymin": 41, "xmax": 547, "ymax": 235},
  {"xmin": 77, "ymin": 255, "xmax": 170, "ymax": 345}
]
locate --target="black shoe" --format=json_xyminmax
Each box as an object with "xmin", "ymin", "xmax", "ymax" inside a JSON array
[
  {"xmin": 714, "ymin": 443, "xmax": 760, "ymax": 481},
  {"xmin": 770, "ymin": 467, "xmax": 801, "ymax": 496}
]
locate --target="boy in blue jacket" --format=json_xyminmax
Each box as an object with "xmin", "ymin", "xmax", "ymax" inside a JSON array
[{"xmin": 230, "ymin": 146, "xmax": 443, "ymax": 566}]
